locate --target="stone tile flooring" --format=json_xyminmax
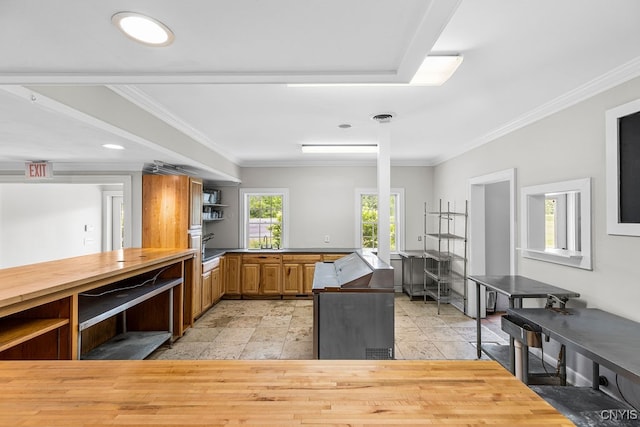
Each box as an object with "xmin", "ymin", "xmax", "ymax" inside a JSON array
[{"xmin": 149, "ymin": 294, "xmax": 509, "ymax": 360}]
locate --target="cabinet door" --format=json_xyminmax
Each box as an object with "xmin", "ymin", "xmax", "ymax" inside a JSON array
[
  {"xmin": 282, "ymin": 263, "xmax": 302, "ymax": 295},
  {"xmin": 142, "ymin": 175, "xmax": 190, "ymax": 248},
  {"xmin": 218, "ymin": 257, "xmax": 225, "ymax": 299},
  {"xmin": 189, "ymin": 233, "xmax": 203, "ymax": 321},
  {"xmin": 242, "ymin": 263, "xmax": 260, "ymax": 295},
  {"xmin": 261, "ymin": 263, "xmax": 282, "ymax": 295},
  {"xmin": 211, "ymin": 267, "xmax": 221, "ymax": 303},
  {"xmin": 303, "ymin": 263, "xmax": 316, "ymax": 294},
  {"xmin": 189, "ymin": 178, "xmax": 203, "ymax": 229},
  {"xmin": 202, "ymin": 271, "xmax": 213, "ymax": 311},
  {"xmin": 224, "ymin": 255, "xmax": 241, "ymax": 295}
]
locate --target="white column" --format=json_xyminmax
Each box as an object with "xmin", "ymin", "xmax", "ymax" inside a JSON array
[{"xmin": 377, "ymin": 122, "xmax": 391, "ymax": 264}]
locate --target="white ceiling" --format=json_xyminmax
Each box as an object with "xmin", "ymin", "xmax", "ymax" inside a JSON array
[{"xmin": 2, "ymin": 0, "xmax": 640, "ymax": 181}]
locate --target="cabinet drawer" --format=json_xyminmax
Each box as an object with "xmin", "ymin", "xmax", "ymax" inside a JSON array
[
  {"xmin": 202, "ymin": 257, "xmax": 220, "ymax": 273},
  {"xmin": 243, "ymin": 254, "xmax": 282, "ymax": 263},
  {"xmin": 322, "ymin": 253, "xmax": 348, "ymax": 262},
  {"xmin": 282, "ymin": 254, "xmax": 322, "ymax": 263}
]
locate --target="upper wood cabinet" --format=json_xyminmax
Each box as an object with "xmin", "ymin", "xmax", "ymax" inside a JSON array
[
  {"xmin": 189, "ymin": 179, "xmax": 203, "ymax": 229},
  {"xmin": 142, "ymin": 175, "xmax": 203, "ymax": 248}
]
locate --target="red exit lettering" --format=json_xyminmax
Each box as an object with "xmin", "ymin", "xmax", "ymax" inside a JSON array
[{"xmin": 25, "ymin": 162, "xmax": 51, "ymax": 179}]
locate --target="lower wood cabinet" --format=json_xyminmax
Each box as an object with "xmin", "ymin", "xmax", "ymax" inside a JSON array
[
  {"xmin": 221, "ymin": 252, "xmax": 349, "ymax": 299},
  {"xmin": 224, "ymin": 254, "xmax": 242, "ymax": 296},
  {"xmin": 197, "ymin": 257, "xmax": 222, "ymax": 318},
  {"xmin": 241, "ymin": 254, "xmax": 282, "ymax": 296},
  {"xmin": 282, "ymin": 254, "xmax": 322, "ymax": 295}
]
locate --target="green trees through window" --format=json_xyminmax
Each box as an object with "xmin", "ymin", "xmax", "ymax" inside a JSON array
[
  {"xmin": 248, "ymin": 194, "xmax": 283, "ymax": 249},
  {"xmin": 360, "ymin": 194, "xmax": 397, "ymax": 251}
]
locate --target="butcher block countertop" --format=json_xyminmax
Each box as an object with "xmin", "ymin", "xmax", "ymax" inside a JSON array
[
  {"xmin": 0, "ymin": 248, "xmax": 195, "ymax": 317},
  {"xmin": 0, "ymin": 359, "xmax": 572, "ymax": 426}
]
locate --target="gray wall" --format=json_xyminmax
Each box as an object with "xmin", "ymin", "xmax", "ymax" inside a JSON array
[
  {"xmin": 210, "ymin": 165, "xmax": 432, "ymax": 251},
  {"xmin": 484, "ymin": 181, "xmax": 511, "ymax": 276},
  {"xmin": 432, "ymin": 74, "xmax": 640, "ymax": 400}
]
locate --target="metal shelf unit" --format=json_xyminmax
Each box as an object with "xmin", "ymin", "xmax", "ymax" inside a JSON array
[{"xmin": 422, "ymin": 200, "xmax": 468, "ymax": 314}]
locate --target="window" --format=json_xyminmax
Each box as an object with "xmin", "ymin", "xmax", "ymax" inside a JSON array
[
  {"xmin": 240, "ymin": 189, "xmax": 288, "ymax": 249},
  {"xmin": 356, "ymin": 189, "xmax": 403, "ymax": 252}
]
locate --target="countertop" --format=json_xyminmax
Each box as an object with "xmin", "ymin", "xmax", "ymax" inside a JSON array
[
  {"xmin": 0, "ymin": 248, "xmax": 195, "ymax": 316},
  {"xmin": 203, "ymin": 248, "xmax": 357, "ymax": 262},
  {"xmin": 0, "ymin": 359, "xmax": 572, "ymax": 426}
]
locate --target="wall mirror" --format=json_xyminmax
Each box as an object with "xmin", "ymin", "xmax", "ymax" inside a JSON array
[{"xmin": 520, "ymin": 178, "xmax": 591, "ymax": 270}]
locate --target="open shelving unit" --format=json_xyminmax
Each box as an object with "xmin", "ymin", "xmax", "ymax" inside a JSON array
[
  {"xmin": 78, "ymin": 270, "xmax": 182, "ymax": 360},
  {"xmin": 0, "ymin": 297, "xmax": 72, "ymax": 360},
  {"xmin": 203, "ymin": 188, "xmax": 227, "ymax": 222},
  {"xmin": 423, "ymin": 199, "xmax": 468, "ymax": 314}
]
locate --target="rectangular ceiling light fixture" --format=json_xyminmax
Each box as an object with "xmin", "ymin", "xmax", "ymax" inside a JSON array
[
  {"xmin": 410, "ymin": 55, "xmax": 463, "ymax": 86},
  {"xmin": 301, "ymin": 144, "xmax": 378, "ymax": 154},
  {"xmin": 288, "ymin": 55, "xmax": 462, "ymax": 88}
]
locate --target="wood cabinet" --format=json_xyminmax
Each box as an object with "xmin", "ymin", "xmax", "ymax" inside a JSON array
[
  {"xmin": 242, "ymin": 254, "xmax": 282, "ymax": 296},
  {"xmin": 189, "ymin": 179, "xmax": 203, "ymax": 229},
  {"xmin": 322, "ymin": 253, "xmax": 346, "ymax": 262},
  {"xmin": 197, "ymin": 257, "xmax": 222, "ymax": 318},
  {"xmin": 142, "ymin": 174, "xmax": 203, "ymax": 329},
  {"xmin": 282, "ymin": 254, "xmax": 322, "ymax": 296},
  {"xmin": 220, "ymin": 252, "xmax": 351, "ymax": 298},
  {"xmin": 211, "ymin": 263, "xmax": 222, "ymax": 303},
  {"xmin": 224, "ymin": 254, "xmax": 242, "ymax": 296}
]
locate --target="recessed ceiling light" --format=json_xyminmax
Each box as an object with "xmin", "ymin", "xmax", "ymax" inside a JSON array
[
  {"xmin": 112, "ymin": 12, "xmax": 174, "ymax": 47},
  {"xmin": 338, "ymin": 124, "xmax": 352, "ymax": 129},
  {"xmin": 102, "ymin": 144, "xmax": 125, "ymax": 150},
  {"xmin": 301, "ymin": 144, "xmax": 378, "ymax": 154}
]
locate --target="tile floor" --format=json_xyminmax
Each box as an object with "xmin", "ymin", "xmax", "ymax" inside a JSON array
[{"xmin": 150, "ymin": 294, "xmax": 509, "ymax": 360}]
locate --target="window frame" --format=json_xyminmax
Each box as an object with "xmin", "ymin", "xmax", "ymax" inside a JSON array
[
  {"xmin": 354, "ymin": 188, "xmax": 404, "ymax": 253},
  {"xmin": 239, "ymin": 188, "xmax": 289, "ymax": 249}
]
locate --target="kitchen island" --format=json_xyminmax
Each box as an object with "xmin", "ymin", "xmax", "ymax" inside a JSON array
[{"xmin": 0, "ymin": 359, "xmax": 572, "ymax": 426}]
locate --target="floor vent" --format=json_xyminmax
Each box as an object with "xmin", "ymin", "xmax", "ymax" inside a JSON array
[{"xmin": 366, "ymin": 348, "xmax": 394, "ymax": 360}]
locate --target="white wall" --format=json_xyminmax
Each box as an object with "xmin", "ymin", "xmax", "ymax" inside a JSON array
[
  {"xmin": 0, "ymin": 183, "xmax": 103, "ymax": 268},
  {"xmin": 214, "ymin": 166, "xmax": 432, "ymax": 251},
  {"xmin": 433, "ymin": 75, "xmax": 640, "ymax": 400}
]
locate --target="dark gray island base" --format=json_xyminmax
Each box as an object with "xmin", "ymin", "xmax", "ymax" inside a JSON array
[{"xmin": 312, "ymin": 251, "xmax": 395, "ymax": 360}]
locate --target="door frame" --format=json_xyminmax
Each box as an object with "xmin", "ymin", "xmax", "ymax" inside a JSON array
[{"xmin": 468, "ymin": 168, "xmax": 517, "ymax": 276}]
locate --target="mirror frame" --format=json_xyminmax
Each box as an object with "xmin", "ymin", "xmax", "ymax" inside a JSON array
[{"xmin": 520, "ymin": 177, "xmax": 592, "ymax": 270}]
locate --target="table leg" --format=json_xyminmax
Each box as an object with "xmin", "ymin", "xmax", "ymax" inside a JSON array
[
  {"xmin": 522, "ymin": 343, "xmax": 529, "ymax": 385},
  {"xmin": 592, "ymin": 362, "xmax": 600, "ymax": 390},
  {"xmin": 508, "ymin": 298, "xmax": 516, "ymax": 375},
  {"xmin": 476, "ymin": 281, "xmax": 482, "ymax": 359}
]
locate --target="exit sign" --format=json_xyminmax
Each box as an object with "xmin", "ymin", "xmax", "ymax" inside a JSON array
[{"xmin": 25, "ymin": 161, "xmax": 53, "ymax": 179}]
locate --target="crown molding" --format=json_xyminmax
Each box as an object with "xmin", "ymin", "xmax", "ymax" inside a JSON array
[
  {"xmin": 431, "ymin": 55, "xmax": 640, "ymax": 165},
  {"xmin": 108, "ymin": 85, "xmax": 239, "ymax": 164}
]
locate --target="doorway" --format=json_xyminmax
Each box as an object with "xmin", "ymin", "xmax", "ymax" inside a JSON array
[
  {"xmin": 104, "ymin": 192, "xmax": 124, "ymax": 251},
  {"xmin": 467, "ymin": 169, "xmax": 516, "ymax": 317}
]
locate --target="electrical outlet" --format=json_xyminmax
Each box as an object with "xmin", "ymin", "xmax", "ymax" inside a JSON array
[
  {"xmin": 418, "ymin": 235, "xmax": 422, "ymax": 241},
  {"xmin": 324, "ymin": 235, "xmax": 330, "ymax": 243}
]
